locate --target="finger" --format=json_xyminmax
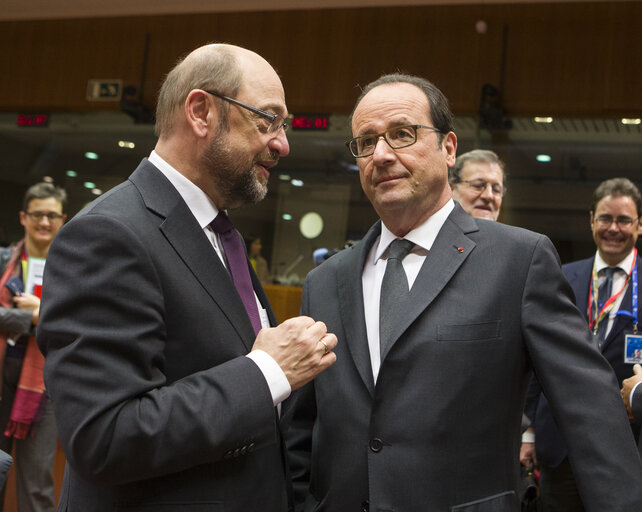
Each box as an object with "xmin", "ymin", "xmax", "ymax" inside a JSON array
[
  {"xmin": 634, "ymin": 364, "xmax": 642, "ymax": 375},
  {"xmin": 306, "ymin": 320, "xmax": 328, "ymax": 338},
  {"xmin": 323, "ymin": 333, "xmax": 338, "ymax": 350},
  {"xmin": 319, "ymin": 339, "xmax": 330, "ymax": 356}
]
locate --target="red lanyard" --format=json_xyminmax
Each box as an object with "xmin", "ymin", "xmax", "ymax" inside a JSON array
[{"xmin": 587, "ymin": 249, "xmax": 636, "ymax": 331}]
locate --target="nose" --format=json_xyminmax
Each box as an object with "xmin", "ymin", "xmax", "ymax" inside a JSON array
[
  {"xmin": 371, "ymin": 136, "xmax": 395, "ymax": 164},
  {"xmin": 479, "ymin": 184, "xmax": 495, "ymax": 200},
  {"xmin": 269, "ymin": 128, "xmax": 290, "ymax": 157}
]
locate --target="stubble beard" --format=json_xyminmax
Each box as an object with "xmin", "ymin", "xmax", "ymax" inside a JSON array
[{"xmin": 203, "ymin": 133, "xmax": 270, "ymax": 207}]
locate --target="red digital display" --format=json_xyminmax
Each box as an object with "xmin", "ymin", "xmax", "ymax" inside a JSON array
[
  {"xmin": 291, "ymin": 115, "xmax": 329, "ymax": 130},
  {"xmin": 17, "ymin": 114, "xmax": 49, "ymax": 127}
]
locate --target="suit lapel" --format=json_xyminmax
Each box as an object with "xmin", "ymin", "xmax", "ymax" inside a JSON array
[
  {"xmin": 380, "ymin": 206, "xmax": 477, "ymax": 361},
  {"xmin": 337, "ymin": 223, "xmax": 381, "ymax": 397},
  {"xmin": 130, "ymin": 160, "xmax": 256, "ymax": 351}
]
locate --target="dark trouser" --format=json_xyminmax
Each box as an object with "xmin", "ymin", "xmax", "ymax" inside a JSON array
[
  {"xmin": 539, "ymin": 457, "xmax": 584, "ymax": 512},
  {"xmin": 0, "ymin": 355, "xmax": 57, "ymax": 512}
]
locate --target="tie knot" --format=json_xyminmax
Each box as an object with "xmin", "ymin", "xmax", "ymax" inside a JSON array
[
  {"xmin": 603, "ymin": 267, "xmax": 619, "ymax": 278},
  {"xmin": 387, "ymin": 239, "xmax": 415, "ymax": 261},
  {"xmin": 211, "ymin": 211, "xmax": 234, "ymax": 234}
]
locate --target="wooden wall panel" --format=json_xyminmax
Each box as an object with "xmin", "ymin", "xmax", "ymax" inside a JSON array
[{"xmin": 1, "ymin": 2, "xmax": 640, "ymax": 117}]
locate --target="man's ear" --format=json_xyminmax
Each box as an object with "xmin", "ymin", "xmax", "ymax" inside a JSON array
[
  {"xmin": 184, "ymin": 90, "xmax": 216, "ymax": 138},
  {"xmin": 443, "ymin": 131, "xmax": 457, "ymax": 167}
]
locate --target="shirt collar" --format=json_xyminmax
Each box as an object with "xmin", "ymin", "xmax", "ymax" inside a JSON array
[
  {"xmin": 149, "ymin": 150, "xmax": 219, "ymax": 229},
  {"xmin": 594, "ymin": 249, "xmax": 636, "ymax": 274},
  {"xmin": 374, "ymin": 199, "xmax": 455, "ymax": 263}
]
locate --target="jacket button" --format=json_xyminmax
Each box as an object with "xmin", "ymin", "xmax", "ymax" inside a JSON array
[
  {"xmin": 361, "ymin": 500, "xmax": 369, "ymax": 512},
  {"xmin": 369, "ymin": 438, "xmax": 383, "ymax": 452}
]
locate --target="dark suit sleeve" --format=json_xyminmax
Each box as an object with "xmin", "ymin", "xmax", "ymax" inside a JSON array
[
  {"xmin": 521, "ymin": 236, "xmax": 642, "ymax": 510},
  {"xmin": 283, "ymin": 282, "xmax": 316, "ymax": 508},
  {"xmin": 633, "ymin": 385, "xmax": 642, "ymax": 425},
  {"xmin": 37, "ymin": 213, "xmax": 278, "ymax": 486}
]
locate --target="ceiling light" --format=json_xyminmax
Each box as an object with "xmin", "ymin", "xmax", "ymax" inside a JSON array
[
  {"xmin": 66, "ymin": 170, "xmax": 77, "ymax": 178},
  {"xmin": 536, "ymin": 154, "xmax": 552, "ymax": 163},
  {"xmin": 282, "ymin": 213, "xmax": 292, "ymax": 221},
  {"xmin": 83, "ymin": 181, "xmax": 96, "ymax": 189},
  {"xmin": 291, "ymin": 179, "xmax": 304, "ymax": 187},
  {"xmin": 91, "ymin": 188, "xmax": 103, "ymax": 196},
  {"xmin": 534, "ymin": 116, "xmax": 553, "ymax": 123},
  {"xmin": 118, "ymin": 140, "xmax": 136, "ymax": 149},
  {"xmin": 42, "ymin": 176, "xmax": 53, "ymax": 183},
  {"xmin": 621, "ymin": 118, "xmax": 641, "ymax": 125},
  {"xmin": 279, "ymin": 174, "xmax": 291, "ymax": 181},
  {"xmin": 84, "ymin": 152, "xmax": 99, "ymax": 160}
]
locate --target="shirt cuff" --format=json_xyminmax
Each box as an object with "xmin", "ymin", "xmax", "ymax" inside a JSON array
[
  {"xmin": 521, "ymin": 431, "xmax": 535, "ymax": 443},
  {"xmin": 246, "ymin": 350, "xmax": 291, "ymax": 406},
  {"xmin": 631, "ymin": 381, "xmax": 642, "ymax": 408}
]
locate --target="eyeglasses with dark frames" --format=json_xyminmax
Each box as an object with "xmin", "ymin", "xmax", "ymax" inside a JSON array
[
  {"xmin": 346, "ymin": 124, "xmax": 443, "ymax": 158},
  {"xmin": 205, "ymin": 90, "xmax": 289, "ymax": 135},
  {"xmin": 459, "ymin": 179, "xmax": 506, "ymax": 197},
  {"xmin": 594, "ymin": 214, "xmax": 639, "ymax": 228},
  {"xmin": 24, "ymin": 211, "xmax": 65, "ymax": 222}
]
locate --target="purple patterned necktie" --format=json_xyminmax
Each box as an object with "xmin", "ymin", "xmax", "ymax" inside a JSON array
[{"xmin": 211, "ymin": 211, "xmax": 262, "ymax": 335}]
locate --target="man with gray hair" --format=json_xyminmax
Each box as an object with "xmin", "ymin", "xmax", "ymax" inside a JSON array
[
  {"xmin": 449, "ymin": 149, "xmax": 506, "ymax": 221},
  {"xmin": 37, "ymin": 43, "xmax": 337, "ymax": 512}
]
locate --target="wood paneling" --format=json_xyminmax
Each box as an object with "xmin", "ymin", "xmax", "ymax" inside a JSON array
[{"xmin": 1, "ymin": 2, "xmax": 640, "ymax": 116}]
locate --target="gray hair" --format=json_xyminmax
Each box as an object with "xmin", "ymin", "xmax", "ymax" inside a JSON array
[{"xmin": 449, "ymin": 149, "xmax": 507, "ymax": 184}]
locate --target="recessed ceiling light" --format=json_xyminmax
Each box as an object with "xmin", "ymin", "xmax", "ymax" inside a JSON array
[
  {"xmin": 84, "ymin": 152, "xmax": 99, "ymax": 160},
  {"xmin": 83, "ymin": 181, "xmax": 96, "ymax": 189},
  {"xmin": 291, "ymin": 179, "xmax": 304, "ymax": 187},
  {"xmin": 534, "ymin": 116, "xmax": 553, "ymax": 123},
  {"xmin": 91, "ymin": 188, "xmax": 103, "ymax": 195},
  {"xmin": 536, "ymin": 154, "xmax": 552, "ymax": 163},
  {"xmin": 279, "ymin": 174, "xmax": 291, "ymax": 181},
  {"xmin": 118, "ymin": 140, "xmax": 136, "ymax": 149},
  {"xmin": 621, "ymin": 118, "xmax": 641, "ymax": 125},
  {"xmin": 66, "ymin": 170, "xmax": 77, "ymax": 178},
  {"xmin": 282, "ymin": 213, "xmax": 292, "ymax": 221}
]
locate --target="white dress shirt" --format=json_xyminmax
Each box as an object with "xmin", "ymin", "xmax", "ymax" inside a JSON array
[
  {"xmin": 149, "ymin": 151, "xmax": 290, "ymax": 406},
  {"xmin": 362, "ymin": 199, "xmax": 455, "ymax": 382}
]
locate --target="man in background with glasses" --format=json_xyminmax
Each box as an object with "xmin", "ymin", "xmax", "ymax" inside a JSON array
[
  {"xmin": 523, "ymin": 177, "xmax": 642, "ymax": 512},
  {"xmin": 0, "ymin": 182, "xmax": 66, "ymax": 512},
  {"xmin": 449, "ymin": 149, "xmax": 506, "ymax": 221},
  {"xmin": 37, "ymin": 43, "xmax": 336, "ymax": 512},
  {"xmin": 286, "ymin": 74, "xmax": 642, "ymax": 512}
]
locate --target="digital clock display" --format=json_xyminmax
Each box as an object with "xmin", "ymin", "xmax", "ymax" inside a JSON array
[
  {"xmin": 291, "ymin": 114, "xmax": 329, "ymax": 130},
  {"xmin": 17, "ymin": 114, "xmax": 49, "ymax": 127}
]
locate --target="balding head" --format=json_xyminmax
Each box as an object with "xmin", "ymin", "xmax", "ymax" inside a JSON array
[{"xmin": 155, "ymin": 44, "xmax": 271, "ymax": 138}]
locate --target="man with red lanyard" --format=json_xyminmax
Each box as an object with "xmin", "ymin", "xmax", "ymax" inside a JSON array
[
  {"xmin": 0, "ymin": 182, "xmax": 66, "ymax": 512},
  {"xmin": 522, "ymin": 177, "xmax": 642, "ymax": 512}
]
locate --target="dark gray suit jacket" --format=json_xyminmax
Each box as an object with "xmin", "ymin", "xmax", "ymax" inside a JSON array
[
  {"xmin": 526, "ymin": 256, "xmax": 640, "ymax": 468},
  {"xmin": 285, "ymin": 205, "xmax": 642, "ymax": 512},
  {"xmin": 38, "ymin": 160, "xmax": 289, "ymax": 512}
]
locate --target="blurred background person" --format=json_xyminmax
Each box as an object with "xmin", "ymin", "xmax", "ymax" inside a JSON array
[
  {"xmin": 246, "ymin": 235, "xmax": 270, "ymax": 284},
  {"xmin": 523, "ymin": 177, "xmax": 642, "ymax": 512},
  {"xmin": 449, "ymin": 149, "xmax": 506, "ymax": 221},
  {"xmin": 0, "ymin": 182, "xmax": 66, "ymax": 512}
]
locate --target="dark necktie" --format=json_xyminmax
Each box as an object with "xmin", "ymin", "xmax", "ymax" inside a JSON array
[
  {"xmin": 379, "ymin": 238, "xmax": 415, "ymax": 358},
  {"xmin": 211, "ymin": 211, "xmax": 262, "ymax": 335},
  {"xmin": 596, "ymin": 267, "xmax": 617, "ymax": 341}
]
